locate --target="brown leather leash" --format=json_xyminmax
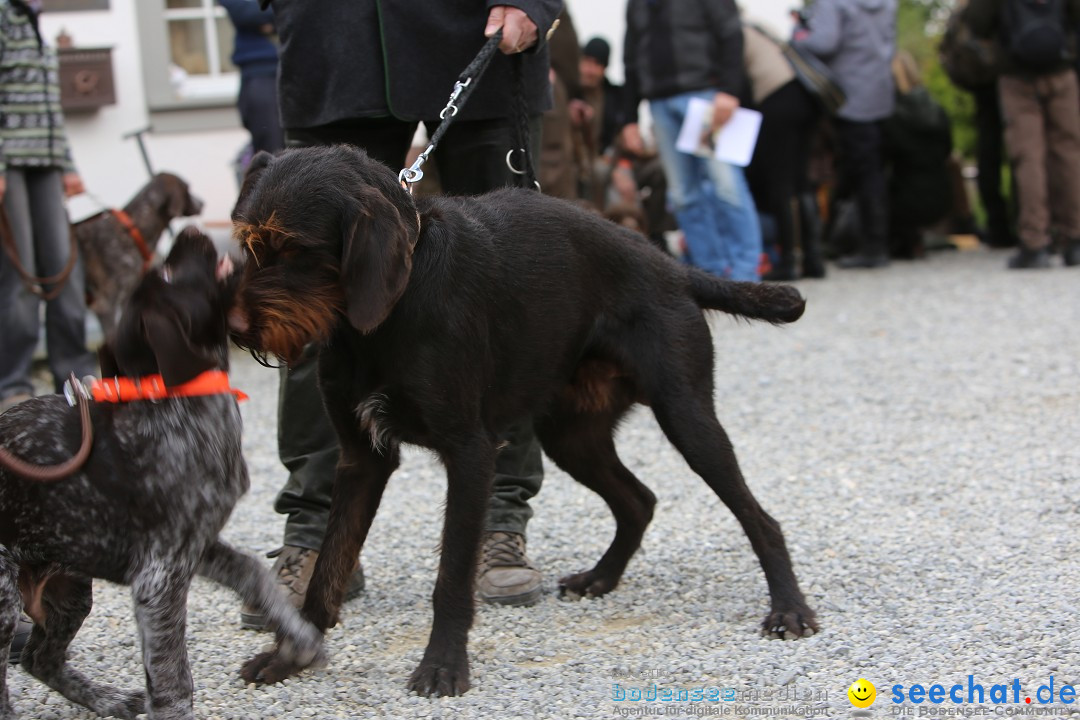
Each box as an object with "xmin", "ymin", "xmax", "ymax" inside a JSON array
[
  {"xmin": 0, "ymin": 373, "xmax": 94, "ymax": 482},
  {"xmin": 0, "ymin": 204, "xmax": 78, "ymax": 301}
]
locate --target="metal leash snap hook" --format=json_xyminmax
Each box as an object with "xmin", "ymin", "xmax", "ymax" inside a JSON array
[
  {"xmin": 399, "ymin": 167, "xmax": 424, "ymax": 186},
  {"xmin": 63, "ymin": 372, "xmax": 89, "ymax": 408}
]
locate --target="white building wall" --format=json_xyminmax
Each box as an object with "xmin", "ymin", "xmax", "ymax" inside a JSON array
[
  {"xmin": 41, "ymin": 0, "xmax": 796, "ymax": 224},
  {"xmin": 43, "ymin": 1, "xmax": 246, "ymax": 223}
]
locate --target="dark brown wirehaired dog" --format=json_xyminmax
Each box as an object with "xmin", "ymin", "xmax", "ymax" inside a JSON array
[
  {"xmin": 228, "ymin": 145, "xmax": 818, "ymax": 697},
  {"xmin": 75, "ymin": 173, "xmax": 204, "ymax": 338}
]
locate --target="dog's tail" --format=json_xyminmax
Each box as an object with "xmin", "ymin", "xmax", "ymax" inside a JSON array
[{"xmin": 688, "ymin": 269, "xmax": 805, "ymax": 324}]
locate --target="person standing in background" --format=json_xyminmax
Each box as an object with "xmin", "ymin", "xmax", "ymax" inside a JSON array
[
  {"xmin": 220, "ymin": 0, "xmax": 284, "ymax": 158},
  {"xmin": 793, "ymin": 0, "xmax": 898, "ymax": 269},
  {"xmin": 621, "ymin": 0, "xmax": 762, "ymax": 281},
  {"xmin": 743, "ymin": 23, "xmax": 823, "ymax": 280},
  {"xmin": 964, "ymin": 0, "xmax": 1080, "ymax": 269},
  {"xmin": 0, "ymin": 0, "xmax": 94, "ymax": 414},
  {"xmin": 540, "ymin": 8, "xmax": 583, "ymax": 200}
]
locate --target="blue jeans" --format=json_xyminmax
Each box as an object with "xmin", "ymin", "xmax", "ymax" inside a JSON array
[
  {"xmin": 0, "ymin": 168, "xmax": 95, "ymax": 400},
  {"xmin": 650, "ymin": 91, "xmax": 762, "ymax": 281}
]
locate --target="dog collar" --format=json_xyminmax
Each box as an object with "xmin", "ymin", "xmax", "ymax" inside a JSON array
[
  {"xmin": 109, "ymin": 208, "xmax": 154, "ymax": 272},
  {"xmin": 90, "ymin": 370, "xmax": 249, "ymax": 403}
]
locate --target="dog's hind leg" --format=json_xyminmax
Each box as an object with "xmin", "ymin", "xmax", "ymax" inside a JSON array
[
  {"xmin": 536, "ymin": 398, "xmax": 657, "ymax": 599},
  {"xmin": 198, "ymin": 540, "xmax": 323, "ymax": 672},
  {"xmin": 19, "ymin": 574, "xmax": 145, "ymax": 719},
  {"xmin": 131, "ymin": 567, "xmax": 194, "ymax": 720},
  {"xmin": 649, "ymin": 389, "xmax": 817, "ymax": 639},
  {"xmin": 0, "ymin": 549, "xmax": 18, "ymax": 719}
]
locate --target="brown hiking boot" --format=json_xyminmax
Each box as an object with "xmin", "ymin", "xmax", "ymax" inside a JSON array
[
  {"xmin": 476, "ymin": 531, "xmax": 542, "ymax": 607},
  {"xmin": 240, "ymin": 545, "xmax": 365, "ymax": 630}
]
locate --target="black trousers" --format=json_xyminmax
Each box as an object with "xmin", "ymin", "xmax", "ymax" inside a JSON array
[
  {"xmin": 238, "ymin": 72, "xmax": 284, "ymax": 155},
  {"xmin": 747, "ymin": 81, "xmax": 818, "ymax": 268},
  {"xmin": 834, "ymin": 118, "xmax": 888, "ymax": 256},
  {"xmin": 972, "ymin": 83, "xmax": 1014, "ymax": 245},
  {"xmin": 274, "ymin": 116, "xmax": 545, "ymax": 550}
]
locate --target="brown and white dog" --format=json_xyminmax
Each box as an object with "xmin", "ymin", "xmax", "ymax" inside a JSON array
[{"xmin": 75, "ymin": 173, "xmax": 203, "ymax": 338}]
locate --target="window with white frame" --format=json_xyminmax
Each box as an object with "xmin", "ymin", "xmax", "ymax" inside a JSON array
[
  {"xmin": 134, "ymin": 0, "xmax": 241, "ymax": 116},
  {"xmin": 164, "ymin": 0, "xmax": 237, "ymax": 100}
]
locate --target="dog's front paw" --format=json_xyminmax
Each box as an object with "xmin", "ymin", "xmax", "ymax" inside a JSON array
[
  {"xmin": 275, "ymin": 632, "xmax": 327, "ymax": 672},
  {"xmin": 241, "ymin": 645, "xmax": 316, "ymax": 685},
  {"xmin": 762, "ymin": 605, "xmax": 818, "ymax": 640},
  {"xmin": 407, "ymin": 652, "xmax": 470, "ymax": 697},
  {"xmin": 558, "ymin": 570, "xmax": 618, "ymax": 599}
]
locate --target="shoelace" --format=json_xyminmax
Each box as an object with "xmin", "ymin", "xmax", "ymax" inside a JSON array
[
  {"xmin": 482, "ymin": 532, "xmax": 532, "ymax": 569},
  {"xmin": 277, "ymin": 547, "xmax": 317, "ymax": 592}
]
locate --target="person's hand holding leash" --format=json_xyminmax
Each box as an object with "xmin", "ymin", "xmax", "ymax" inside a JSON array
[
  {"xmin": 63, "ymin": 172, "xmax": 85, "ymax": 198},
  {"xmin": 485, "ymin": 6, "xmax": 538, "ymax": 54}
]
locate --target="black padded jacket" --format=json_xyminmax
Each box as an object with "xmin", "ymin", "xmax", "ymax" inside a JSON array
[{"xmin": 622, "ymin": 0, "xmax": 745, "ymax": 122}]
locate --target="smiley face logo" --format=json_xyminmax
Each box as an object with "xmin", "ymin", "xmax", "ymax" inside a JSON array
[{"xmin": 848, "ymin": 678, "xmax": 876, "ymax": 708}]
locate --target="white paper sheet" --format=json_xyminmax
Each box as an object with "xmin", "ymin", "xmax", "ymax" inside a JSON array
[{"xmin": 675, "ymin": 98, "xmax": 762, "ymax": 168}]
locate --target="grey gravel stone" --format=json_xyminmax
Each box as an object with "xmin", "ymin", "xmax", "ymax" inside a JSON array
[{"xmin": 8, "ymin": 248, "xmax": 1080, "ymax": 718}]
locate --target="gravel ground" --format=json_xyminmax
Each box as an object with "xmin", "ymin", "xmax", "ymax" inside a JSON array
[{"xmin": 8, "ymin": 246, "xmax": 1080, "ymax": 719}]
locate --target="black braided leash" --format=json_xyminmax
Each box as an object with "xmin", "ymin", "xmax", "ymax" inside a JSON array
[{"xmin": 399, "ymin": 28, "xmax": 538, "ymax": 192}]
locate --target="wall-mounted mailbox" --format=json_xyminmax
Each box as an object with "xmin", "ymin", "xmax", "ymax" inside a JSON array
[{"xmin": 58, "ymin": 47, "xmax": 116, "ymax": 112}]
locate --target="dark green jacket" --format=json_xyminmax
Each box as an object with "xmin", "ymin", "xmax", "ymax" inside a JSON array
[
  {"xmin": 267, "ymin": 0, "xmax": 562, "ymax": 130},
  {"xmin": 963, "ymin": 0, "xmax": 1080, "ymax": 75}
]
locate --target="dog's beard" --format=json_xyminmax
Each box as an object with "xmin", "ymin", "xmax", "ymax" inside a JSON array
[{"xmin": 231, "ymin": 285, "xmax": 342, "ymax": 366}]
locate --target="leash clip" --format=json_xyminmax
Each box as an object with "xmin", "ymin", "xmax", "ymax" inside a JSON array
[
  {"xmin": 399, "ymin": 142, "xmax": 435, "ymax": 192},
  {"xmin": 440, "ymin": 78, "xmax": 471, "ymax": 120},
  {"xmin": 63, "ymin": 373, "xmax": 91, "ymax": 408}
]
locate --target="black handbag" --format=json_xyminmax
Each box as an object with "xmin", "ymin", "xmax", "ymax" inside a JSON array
[
  {"xmin": 782, "ymin": 42, "xmax": 848, "ymax": 115},
  {"xmin": 747, "ymin": 23, "xmax": 847, "ymax": 115}
]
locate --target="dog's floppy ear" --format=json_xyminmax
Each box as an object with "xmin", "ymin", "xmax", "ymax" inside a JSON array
[
  {"xmin": 165, "ymin": 178, "xmax": 189, "ymax": 218},
  {"xmin": 233, "ymin": 151, "xmax": 274, "ymax": 220},
  {"xmin": 340, "ymin": 180, "xmax": 418, "ymax": 334},
  {"xmin": 98, "ymin": 342, "xmax": 120, "ymax": 378},
  {"xmin": 141, "ymin": 305, "xmax": 218, "ymax": 387}
]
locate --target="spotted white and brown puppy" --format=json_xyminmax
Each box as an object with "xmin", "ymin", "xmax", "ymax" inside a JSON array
[{"xmin": 0, "ymin": 227, "xmax": 322, "ymax": 720}]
